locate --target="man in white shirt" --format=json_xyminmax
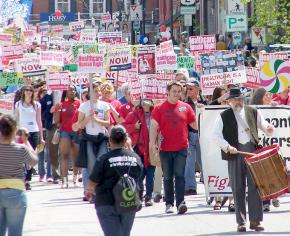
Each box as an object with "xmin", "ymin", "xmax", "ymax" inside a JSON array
[{"xmin": 213, "ymin": 87, "xmax": 274, "ymax": 232}]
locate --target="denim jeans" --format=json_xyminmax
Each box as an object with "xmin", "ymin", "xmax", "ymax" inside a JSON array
[
  {"xmin": 46, "ymin": 125, "xmax": 60, "ymax": 180},
  {"xmin": 38, "ymin": 144, "xmax": 52, "ymax": 178},
  {"xmin": 82, "ymin": 168, "xmax": 90, "ymax": 191},
  {"xmin": 87, "ymin": 140, "xmax": 108, "ymax": 175},
  {"xmin": 185, "ymin": 132, "xmax": 200, "ymax": 191},
  {"xmin": 138, "ymin": 165, "xmax": 156, "ymax": 199},
  {"xmin": 160, "ymin": 148, "xmax": 187, "ymax": 207},
  {"xmin": 96, "ymin": 205, "xmax": 136, "ymax": 236},
  {"xmin": 25, "ymin": 132, "xmax": 40, "ymax": 182},
  {"xmin": 0, "ymin": 189, "xmax": 27, "ymax": 236}
]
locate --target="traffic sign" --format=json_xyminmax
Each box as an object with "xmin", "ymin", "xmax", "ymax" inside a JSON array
[
  {"xmin": 180, "ymin": 0, "xmax": 196, "ymax": 15},
  {"xmin": 226, "ymin": 15, "xmax": 247, "ymax": 32},
  {"xmin": 130, "ymin": 5, "xmax": 142, "ymax": 21}
]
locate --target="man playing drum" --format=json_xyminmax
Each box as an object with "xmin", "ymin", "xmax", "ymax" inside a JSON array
[{"xmin": 212, "ymin": 87, "xmax": 274, "ymax": 232}]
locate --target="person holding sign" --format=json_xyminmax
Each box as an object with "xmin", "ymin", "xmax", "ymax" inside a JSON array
[{"xmin": 212, "ymin": 87, "xmax": 274, "ymax": 232}]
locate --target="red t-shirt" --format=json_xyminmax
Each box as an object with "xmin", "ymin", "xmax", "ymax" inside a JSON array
[
  {"xmin": 151, "ymin": 100, "xmax": 196, "ymax": 151},
  {"xmin": 60, "ymin": 99, "xmax": 80, "ymax": 132},
  {"xmin": 119, "ymin": 102, "xmax": 134, "ymax": 119},
  {"xmin": 272, "ymin": 95, "xmax": 290, "ymax": 105},
  {"xmin": 107, "ymin": 98, "xmax": 122, "ymax": 125}
]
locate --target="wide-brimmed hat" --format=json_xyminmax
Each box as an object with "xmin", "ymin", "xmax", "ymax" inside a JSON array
[{"xmin": 226, "ymin": 87, "xmax": 244, "ymax": 100}]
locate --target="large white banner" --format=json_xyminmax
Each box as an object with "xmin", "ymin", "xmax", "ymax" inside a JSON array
[{"xmin": 200, "ymin": 106, "xmax": 290, "ymax": 197}]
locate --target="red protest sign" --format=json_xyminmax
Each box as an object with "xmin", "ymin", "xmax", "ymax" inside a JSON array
[{"xmin": 137, "ymin": 45, "xmax": 156, "ymax": 75}]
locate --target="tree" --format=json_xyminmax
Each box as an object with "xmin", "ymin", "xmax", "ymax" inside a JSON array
[
  {"xmin": 0, "ymin": 0, "xmax": 28, "ymax": 26},
  {"xmin": 242, "ymin": 0, "xmax": 290, "ymax": 43}
]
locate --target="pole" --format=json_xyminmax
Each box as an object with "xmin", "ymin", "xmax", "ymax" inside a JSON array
[
  {"xmin": 142, "ymin": 0, "xmax": 145, "ymax": 36},
  {"xmin": 115, "ymin": 70, "xmax": 119, "ymax": 99},
  {"xmin": 170, "ymin": 0, "xmax": 174, "ymax": 40},
  {"xmin": 89, "ymin": 75, "xmax": 94, "ymax": 128},
  {"xmin": 131, "ymin": 0, "xmax": 136, "ymax": 44}
]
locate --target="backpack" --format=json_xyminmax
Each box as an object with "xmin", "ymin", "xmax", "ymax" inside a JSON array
[{"xmin": 113, "ymin": 169, "xmax": 141, "ymax": 214}]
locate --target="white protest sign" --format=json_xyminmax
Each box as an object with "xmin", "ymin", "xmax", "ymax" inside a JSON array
[
  {"xmin": 0, "ymin": 99, "xmax": 13, "ymax": 115},
  {"xmin": 80, "ymin": 29, "xmax": 97, "ymax": 44},
  {"xmin": 69, "ymin": 21, "xmax": 85, "ymax": 32},
  {"xmin": 98, "ymin": 31, "xmax": 122, "ymax": 44},
  {"xmin": 0, "ymin": 34, "xmax": 13, "ymax": 46},
  {"xmin": 47, "ymin": 72, "xmax": 70, "ymax": 91},
  {"xmin": 156, "ymin": 53, "xmax": 177, "ymax": 71},
  {"xmin": 130, "ymin": 5, "xmax": 142, "ymax": 21},
  {"xmin": 40, "ymin": 51, "xmax": 64, "ymax": 67},
  {"xmin": 200, "ymin": 106, "xmax": 290, "ymax": 197},
  {"xmin": 160, "ymin": 40, "xmax": 174, "ymax": 54},
  {"xmin": 189, "ymin": 35, "xmax": 216, "ymax": 52},
  {"xmin": 259, "ymin": 52, "xmax": 289, "ymax": 68},
  {"xmin": 108, "ymin": 46, "xmax": 132, "ymax": 71},
  {"xmin": 78, "ymin": 54, "xmax": 104, "ymax": 73},
  {"xmin": 201, "ymin": 70, "xmax": 247, "ymax": 95},
  {"xmin": 242, "ymin": 67, "xmax": 261, "ymax": 88},
  {"xmin": 15, "ymin": 57, "xmax": 47, "ymax": 76},
  {"xmin": 70, "ymin": 73, "xmax": 90, "ymax": 85},
  {"xmin": 101, "ymin": 13, "xmax": 111, "ymax": 24}
]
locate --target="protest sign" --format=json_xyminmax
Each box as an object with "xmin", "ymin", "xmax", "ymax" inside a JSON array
[
  {"xmin": 259, "ymin": 52, "xmax": 289, "ymax": 68},
  {"xmin": 80, "ymin": 29, "xmax": 97, "ymax": 44},
  {"xmin": 77, "ymin": 54, "xmax": 104, "ymax": 73},
  {"xmin": 200, "ymin": 50, "xmax": 246, "ymax": 94},
  {"xmin": 108, "ymin": 46, "xmax": 132, "ymax": 71},
  {"xmin": 177, "ymin": 56, "xmax": 194, "ymax": 69},
  {"xmin": 72, "ymin": 45, "xmax": 83, "ymax": 62},
  {"xmin": 130, "ymin": 77, "xmax": 142, "ymax": 101},
  {"xmin": 47, "ymin": 72, "xmax": 70, "ymax": 91},
  {"xmin": 23, "ymin": 30, "xmax": 34, "ymax": 39},
  {"xmin": 101, "ymin": 13, "xmax": 112, "ymax": 24},
  {"xmin": 0, "ymin": 99, "xmax": 13, "ymax": 115},
  {"xmin": 98, "ymin": 32, "xmax": 122, "ymax": 44},
  {"xmin": 15, "ymin": 57, "xmax": 47, "ymax": 77},
  {"xmin": 40, "ymin": 51, "xmax": 64, "ymax": 66},
  {"xmin": 0, "ymin": 72, "xmax": 23, "ymax": 86},
  {"xmin": 242, "ymin": 67, "xmax": 261, "ymax": 88},
  {"xmin": 69, "ymin": 21, "xmax": 85, "ymax": 32},
  {"xmin": 83, "ymin": 44, "xmax": 98, "ymax": 54},
  {"xmin": 156, "ymin": 53, "xmax": 177, "ymax": 71},
  {"xmin": 160, "ymin": 40, "xmax": 174, "ymax": 54},
  {"xmin": 189, "ymin": 35, "xmax": 216, "ymax": 52},
  {"xmin": 200, "ymin": 106, "xmax": 290, "ymax": 197},
  {"xmin": 70, "ymin": 73, "xmax": 90, "ymax": 85},
  {"xmin": 1, "ymin": 45, "xmax": 24, "ymax": 65},
  {"xmin": 63, "ymin": 64, "xmax": 78, "ymax": 72},
  {"xmin": 51, "ymin": 25, "xmax": 64, "ymax": 33},
  {"xmin": 0, "ymin": 34, "xmax": 13, "ymax": 46},
  {"xmin": 137, "ymin": 45, "xmax": 156, "ymax": 74},
  {"xmin": 139, "ymin": 74, "xmax": 170, "ymax": 100}
]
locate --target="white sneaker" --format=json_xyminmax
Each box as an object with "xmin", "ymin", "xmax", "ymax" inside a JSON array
[
  {"xmin": 165, "ymin": 204, "xmax": 174, "ymax": 214},
  {"xmin": 177, "ymin": 201, "xmax": 188, "ymax": 214}
]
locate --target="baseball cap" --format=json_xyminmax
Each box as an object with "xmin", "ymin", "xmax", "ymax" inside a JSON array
[{"xmin": 186, "ymin": 78, "xmax": 200, "ymax": 87}]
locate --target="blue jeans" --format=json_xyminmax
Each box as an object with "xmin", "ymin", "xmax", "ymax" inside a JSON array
[
  {"xmin": 138, "ymin": 165, "xmax": 156, "ymax": 199},
  {"xmin": 160, "ymin": 148, "xmax": 187, "ymax": 207},
  {"xmin": 82, "ymin": 168, "xmax": 90, "ymax": 191},
  {"xmin": 185, "ymin": 132, "xmax": 200, "ymax": 191},
  {"xmin": 38, "ymin": 144, "xmax": 52, "ymax": 178},
  {"xmin": 0, "ymin": 189, "xmax": 27, "ymax": 236},
  {"xmin": 96, "ymin": 205, "xmax": 135, "ymax": 236}
]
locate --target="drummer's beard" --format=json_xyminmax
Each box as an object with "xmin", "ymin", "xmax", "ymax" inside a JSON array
[{"xmin": 231, "ymin": 103, "xmax": 244, "ymax": 112}]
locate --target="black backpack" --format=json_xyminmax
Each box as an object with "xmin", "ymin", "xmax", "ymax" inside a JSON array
[{"xmin": 113, "ymin": 167, "xmax": 141, "ymax": 214}]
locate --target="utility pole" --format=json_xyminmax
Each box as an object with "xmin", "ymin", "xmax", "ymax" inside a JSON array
[
  {"xmin": 170, "ymin": 0, "xmax": 174, "ymax": 39},
  {"xmin": 131, "ymin": 0, "xmax": 136, "ymax": 44},
  {"xmin": 142, "ymin": 0, "xmax": 145, "ymax": 35}
]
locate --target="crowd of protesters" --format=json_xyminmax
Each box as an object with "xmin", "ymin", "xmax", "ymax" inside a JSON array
[{"xmin": 0, "ymin": 31, "xmax": 289, "ymax": 235}]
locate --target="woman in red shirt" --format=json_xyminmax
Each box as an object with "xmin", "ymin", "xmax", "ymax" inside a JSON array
[
  {"xmin": 100, "ymin": 81, "xmax": 122, "ymax": 125},
  {"xmin": 54, "ymin": 85, "xmax": 80, "ymax": 188}
]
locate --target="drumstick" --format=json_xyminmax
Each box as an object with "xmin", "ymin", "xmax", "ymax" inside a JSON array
[{"xmin": 236, "ymin": 151, "xmax": 255, "ymax": 156}]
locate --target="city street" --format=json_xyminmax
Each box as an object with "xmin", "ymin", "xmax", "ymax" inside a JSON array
[{"xmin": 24, "ymin": 176, "xmax": 290, "ymax": 236}]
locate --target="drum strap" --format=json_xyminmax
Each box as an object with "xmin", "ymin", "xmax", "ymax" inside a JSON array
[{"xmin": 233, "ymin": 110, "xmax": 257, "ymax": 145}]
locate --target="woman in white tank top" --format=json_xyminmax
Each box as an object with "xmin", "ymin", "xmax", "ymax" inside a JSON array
[{"xmin": 15, "ymin": 85, "xmax": 45, "ymax": 190}]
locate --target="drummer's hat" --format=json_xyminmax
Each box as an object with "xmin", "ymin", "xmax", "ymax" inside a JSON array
[{"xmin": 226, "ymin": 87, "xmax": 244, "ymax": 100}]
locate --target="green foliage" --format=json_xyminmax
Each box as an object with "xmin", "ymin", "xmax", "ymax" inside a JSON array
[{"xmin": 241, "ymin": 0, "xmax": 290, "ymax": 43}]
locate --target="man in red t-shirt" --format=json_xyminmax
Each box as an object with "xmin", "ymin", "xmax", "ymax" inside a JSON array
[
  {"xmin": 272, "ymin": 88, "xmax": 290, "ymax": 105},
  {"xmin": 150, "ymin": 80, "xmax": 197, "ymax": 215}
]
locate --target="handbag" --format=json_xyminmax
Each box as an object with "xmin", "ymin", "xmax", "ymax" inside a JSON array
[{"xmin": 52, "ymin": 129, "xmax": 60, "ymax": 145}]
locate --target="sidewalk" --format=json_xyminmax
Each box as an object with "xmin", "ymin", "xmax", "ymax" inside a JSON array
[{"xmin": 23, "ymin": 178, "xmax": 290, "ymax": 236}]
